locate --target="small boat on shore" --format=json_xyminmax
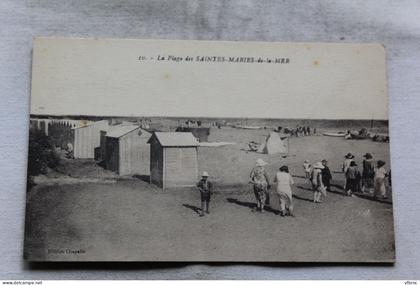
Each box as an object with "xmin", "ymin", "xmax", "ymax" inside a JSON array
[{"xmin": 323, "ymin": 132, "xmax": 346, "ymax": 137}]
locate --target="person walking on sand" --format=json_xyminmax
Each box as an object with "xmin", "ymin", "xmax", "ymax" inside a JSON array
[
  {"xmin": 311, "ymin": 162, "xmax": 326, "ymax": 203},
  {"xmin": 250, "ymin": 159, "xmax": 270, "ymax": 212},
  {"xmin": 197, "ymin": 171, "xmax": 212, "ymax": 217},
  {"xmin": 274, "ymin": 165, "xmax": 295, "ymax": 217},
  {"xmin": 321, "ymin": 159, "xmax": 332, "ymax": 192},
  {"xmin": 362, "ymin": 153, "xmax": 375, "ymax": 193},
  {"xmin": 373, "ymin": 160, "xmax": 388, "ymax": 199},
  {"xmin": 303, "ymin": 160, "xmax": 312, "ymax": 178},
  {"xmin": 345, "ymin": 161, "xmax": 360, "ymax": 197},
  {"xmin": 342, "ymin": 153, "xmax": 355, "ymax": 189}
]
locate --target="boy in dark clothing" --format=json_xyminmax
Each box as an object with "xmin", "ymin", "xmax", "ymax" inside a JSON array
[
  {"xmin": 321, "ymin": 159, "xmax": 332, "ymax": 191},
  {"xmin": 197, "ymin": 171, "xmax": 212, "ymax": 217}
]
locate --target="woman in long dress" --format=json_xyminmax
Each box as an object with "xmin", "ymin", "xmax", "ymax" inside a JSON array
[
  {"xmin": 250, "ymin": 158, "xmax": 270, "ymax": 212},
  {"xmin": 274, "ymin": 165, "xmax": 295, "ymax": 217},
  {"xmin": 342, "ymin": 153, "xmax": 355, "ymax": 189},
  {"xmin": 374, "ymin": 160, "xmax": 388, "ymax": 199},
  {"xmin": 311, "ymin": 162, "xmax": 326, "ymax": 203}
]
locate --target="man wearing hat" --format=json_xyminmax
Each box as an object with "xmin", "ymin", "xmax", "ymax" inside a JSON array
[
  {"xmin": 362, "ymin": 153, "xmax": 375, "ymax": 193},
  {"xmin": 197, "ymin": 171, "xmax": 212, "ymax": 217},
  {"xmin": 321, "ymin": 159, "xmax": 332, "ymax": 192}
]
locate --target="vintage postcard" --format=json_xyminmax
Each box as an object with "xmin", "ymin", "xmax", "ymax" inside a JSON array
[{"xmin": 24, "ymin": 38, "xmax": 394, "ymax": 262}]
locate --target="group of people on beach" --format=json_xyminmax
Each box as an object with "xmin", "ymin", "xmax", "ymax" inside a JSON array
[
  {"xmin": 340, "ymin": 152, "xmax": 390, "ymax": 199},
  {"xmin": 196, "ymin": 153, "xmax": 390, "ymax": 217},
  {"xmin": 281, "ymin": 125, "xmax": 316, "ymax": 137},
  {"xmin": 302, "ymin": 153, "xmax": 389, "ymax": 201}
]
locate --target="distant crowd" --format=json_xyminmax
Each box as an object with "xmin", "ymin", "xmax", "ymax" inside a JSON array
[{"xmin": 279, "ymin": 126, "xmax": 317, "ymax": 137}]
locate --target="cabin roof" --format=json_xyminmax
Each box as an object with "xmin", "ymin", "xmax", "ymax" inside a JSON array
[
  {"xmin": 106, "ymin": 125, "xmax": 149, "ymax": 138},
  {"xmin": 148, "ymin": 132, "xmax": 199, "ymax": 147},
  {"xmin": 72, "ymin": 120, "xmax": 108, "ymax": 130}
]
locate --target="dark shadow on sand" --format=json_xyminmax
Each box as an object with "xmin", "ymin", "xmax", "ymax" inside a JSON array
[
  {"xmin": 296, "ymin": 184, "xmax": 346, "ymax": 196},
  {"xmin": 352, "ymin": 193, "xmax": 393, "ymax": 205},
  {"xmin": 292, "ymin": 194, "xmax": 313, "ymax": 203},
  {"xmin": 97, "ymin": 160, "xmax": 106, "ymax": 168},
  {"xmin": 133, "ymin": 174, "xmax": 151, "ymax": 183},
  {"xmin": 292, "ymin": 174, "xmax": 308, "ymax": 179},
  {"xmin": 296, "ymin": 184, "xmax": 392, "ymax": 204},
  {"xmin": 182, "ymin": 203, "xmax": 202, "ymax": 215},
  {"xmin": 295, "ymin": 185, "xmax": 312, "ymax": 191},
  {"xmin": 226, "ymin": 198, "xmax": 279, "ymax": 215},
  {"xmin": 328, "ymin": 185, "xmax": 347, "ymax": 195},
  {"xmin": 330, "ymin": 183, "xmax": 344, "ymax": 190}
]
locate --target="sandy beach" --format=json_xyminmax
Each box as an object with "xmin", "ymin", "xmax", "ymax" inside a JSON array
[{"xmin": 24, "ymin": 126, "xmax": 394, "ymax": 262}]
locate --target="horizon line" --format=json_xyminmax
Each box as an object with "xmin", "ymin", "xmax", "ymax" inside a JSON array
[{"xmin": 29, "ymin": 114, "xmax": 388, "ymax": 121}]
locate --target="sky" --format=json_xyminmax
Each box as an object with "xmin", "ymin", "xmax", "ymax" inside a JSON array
[{"xmin": 30, "ymin": 38, "xmax": 388, "ymax": 120}]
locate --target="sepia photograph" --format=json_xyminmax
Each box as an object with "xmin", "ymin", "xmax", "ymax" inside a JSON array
[{"xmin": 24, "ymin": 38, "xmax": 394, "ymax": 262}]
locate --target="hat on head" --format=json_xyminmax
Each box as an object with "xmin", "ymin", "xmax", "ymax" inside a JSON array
[
  {"xmin": 345, "ymin": 153, "xmax": 355, "ymax": 159},
  {"xmin": 304, "ymin": 160, "xmax": 309, "ymax": 163},
  {"xmin": 321, "ymin": 159, "xmax": 328, "ymax": 163},
  {"xmin": 201, "ymin": 171, "xmax": 209, "ymax": 177},
  {"xmin": 377, "ymin": 160, "xmax": 386, "ymax": 167},
  {"xmin": 363, "ymin": 153, "xmax": 373, "ymax": 159},
  {"xmin": 313, "ymin": 162, "xmax": 324, "ymax": 169},
  {"xmin": 256, "ymin": 158, "xmax": 268, "ymax": 167},
  {"xmin": 279, "ymin": 165, "xmax": 289, "ymax": 172}
]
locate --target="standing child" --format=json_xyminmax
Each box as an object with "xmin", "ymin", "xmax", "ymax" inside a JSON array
[
  {"xmin": 303, "ymin": 160, "xmax": 312, "ymax": 178},
  {"xmin": 197, "ymin": 171, "xmax": 212, "ymax": 217}
]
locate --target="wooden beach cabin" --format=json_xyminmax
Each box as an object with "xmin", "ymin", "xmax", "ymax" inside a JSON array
[
  {"xmin": 148, "ymin": 132, "xmax": 199, "ymax": 189},
  {"xmin": 105, "ymin": 125, "xmax": 151, "ymax": 176},
  {"xmin": 72, "ymin": 120, "xmax": 109, "ymax": 159}
]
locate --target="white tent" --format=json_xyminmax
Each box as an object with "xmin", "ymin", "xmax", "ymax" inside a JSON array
[{"xmin": 257, "ymin": 132, "xmax": 288, "ymax": 154}]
